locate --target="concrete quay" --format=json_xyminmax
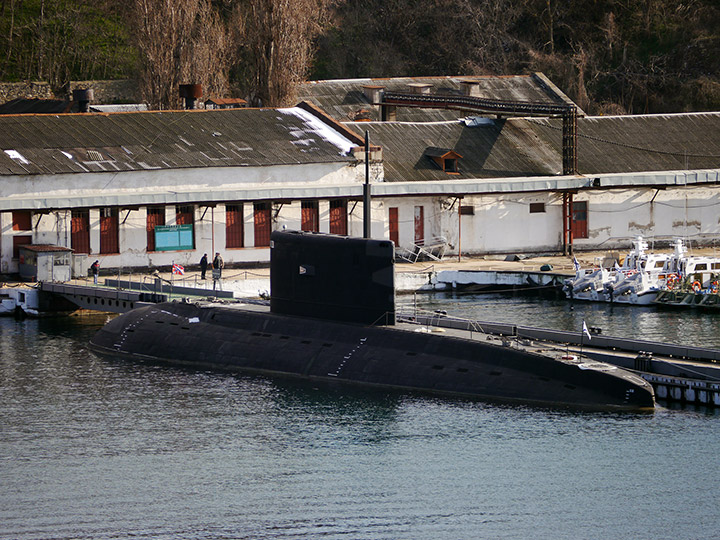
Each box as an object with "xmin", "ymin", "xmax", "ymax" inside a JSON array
[
  {"xmin": 94, "ymin": 252, "xmax": 581, "ymax": 299},
  {"xmin": 0, "ymin": 251, "xmax": 608, "ymax": 317},
  {"xmin": 1, "ymin": 252, "xmax": 578, "ymax": 316}
]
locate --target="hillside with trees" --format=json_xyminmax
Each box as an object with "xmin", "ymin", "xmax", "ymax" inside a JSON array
[{"xmin": 1, "ymin": 0, "xmax": 719, "ymax": 114}]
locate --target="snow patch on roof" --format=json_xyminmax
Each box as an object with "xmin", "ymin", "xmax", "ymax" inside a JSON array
[
  {"xmin": 4, "ymin": 149, "xmax": 30, "ymax": 164},
  {"xmin": 280, "ymin": 107, "xmax": 354, "ymax": 155},
  {"xmin": 463, "ymin": 116, "xmax": 495, "ymax": 127}
]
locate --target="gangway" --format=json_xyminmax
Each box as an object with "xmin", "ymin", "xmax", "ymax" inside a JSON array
[{"xmin": 39, "ymin": 282, "xmax": 167, "ymax": 314}]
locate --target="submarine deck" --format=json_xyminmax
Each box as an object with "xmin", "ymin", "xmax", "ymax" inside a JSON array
[{"xmin": 188, "ymin": 300, "xmax": 639, "ymax": 377}]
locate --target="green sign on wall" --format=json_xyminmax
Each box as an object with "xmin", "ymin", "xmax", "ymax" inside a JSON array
[{"xmin": 154, "ymin": 224, "xmax": 194, "ymax": 251}]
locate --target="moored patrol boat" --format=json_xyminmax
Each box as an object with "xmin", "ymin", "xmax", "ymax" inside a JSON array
[{"xmin": 565, "ymin": 237, "xmax": 720, "ymax": 305}]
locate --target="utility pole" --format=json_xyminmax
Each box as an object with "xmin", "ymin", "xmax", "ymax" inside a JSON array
[{"xmin": 363, "ymin": 130, "xmax": 371, "ymax": 239}]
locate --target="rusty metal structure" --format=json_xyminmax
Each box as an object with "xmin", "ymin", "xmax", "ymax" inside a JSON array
[{"xmin": 380, "ymin": 91, "xmax": 579, "ymax": 253}]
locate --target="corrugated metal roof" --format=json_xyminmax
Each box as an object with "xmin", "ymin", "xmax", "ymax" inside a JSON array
[
  {"xmin": 89, "ymin": 104, "xmax": 149, "ymax": 113},
  {"xmin": 0, "ymin": 107, "xmax": 355, "ymax": 176},
  {"xmin": 350, "ymin": 119, "xmax": 559, "ymax": 181},
  {"xmin": 205, "ymin": 98, "xmax": 247, "ymax": 106},
  {"xmin": 348, "ymin": 111, "xmax": 720, "ymax": 181},
  {"xmin": 298, "ymin": 73, "xmax": 579, "ymax": 123},
  {"xmin": 424, "ymin": 147, "xmax": 461, "ymax": 158},
  {"xmin": 521, "ymin": 113, "xmax": 720, "ymax": 174},
  {"xmin": 0, "ymin": 98, "xmax": 73, "ymax": 115}
]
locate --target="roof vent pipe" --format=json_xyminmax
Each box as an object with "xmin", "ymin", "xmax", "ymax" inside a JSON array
[
  {"xmin": 407, "ymin": 83, "xmax": 432, "ymax": 95},
  {"xmin": 179, "ymin": 84, "xmax": 203, "ymax": 109},
  {"xmin": 459, "ymin": 80, "xmax": 481, "ymax": 97},
  {"xmin": 361, "ymin": 85, "xmax": 384, "ymax": 104},
  {"xmin": 73, "ymin": 88, "xmax": 94, "ymax": 113}
]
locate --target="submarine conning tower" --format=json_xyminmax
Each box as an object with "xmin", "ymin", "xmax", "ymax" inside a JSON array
[{"xmin": 270, "ymin": 231, "xmax": 396, "ymax": 325}]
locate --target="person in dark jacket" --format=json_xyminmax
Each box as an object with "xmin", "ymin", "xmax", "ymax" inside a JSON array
[
  {"xmin": 200, "ymin": 253, "xmax": 208, "ymax": 280},
  {"xmin": 90, "ymin": 260, "xmax": 99, "ymax": 285}
]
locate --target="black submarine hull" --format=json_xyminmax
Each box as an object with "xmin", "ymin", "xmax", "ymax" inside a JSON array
[{"xmin": 89, "ymin": 301, "xmax": 655, "ymax": 410}]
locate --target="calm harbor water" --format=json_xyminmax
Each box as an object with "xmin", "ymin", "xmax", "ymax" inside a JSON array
[
  {"xmin": 2, "ymin": 295, "xmax": 720, "ymax": 540},
  {"xmin": 401, "ymin": 290, "xmax": 720, "ymax": 348}
]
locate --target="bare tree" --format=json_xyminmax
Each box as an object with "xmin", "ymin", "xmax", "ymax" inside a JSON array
[
  {"xmin": 132, "ymin": 0, "xmax": 232, "ymax": 109},
  {"xmin": 453, "ymin": 0, "xmax": 526, "ymax": 75},
  {"xmin": 185, "ymin": 1, "xmax": 232, "ymax": 102},
  {"xmin": 240, "ymin": 0, "xmax": 336, "ymax": 107}
]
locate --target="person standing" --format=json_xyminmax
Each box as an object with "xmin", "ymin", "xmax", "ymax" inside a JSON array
[
  {"xmin": 212, "ymin": 252, "xmax": 224, "ymax": 277},
  {"xmin": 212, "ymin": 252, "xmax": 224, "ymax": 291},
  {"xmin": 200, "ymin": 253, "xmax": 208, "ymax": 280},
  {"xmin": 90, "ymin": 260, "xmax": 99, "ymax": 285}
]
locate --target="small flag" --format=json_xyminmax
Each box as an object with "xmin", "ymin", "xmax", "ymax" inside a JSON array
[
  {"xmin": 582, "ymin": 320, "xmax": 592, "ymax": 340},
  {"xmin": 172, "ymin": 263, "xmax": 185, "ymax": 275},
  {"xmin": 573, "ymin": 256, "xmax": 581, "ymax": 272}
]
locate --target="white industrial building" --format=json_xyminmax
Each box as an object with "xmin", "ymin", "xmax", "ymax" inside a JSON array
[{"xmin": 1, "ymin": 74, "xmax": 719, "ymax": 277}]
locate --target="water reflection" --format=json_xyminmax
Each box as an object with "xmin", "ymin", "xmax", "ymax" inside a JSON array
[{"xmin": 2, "ymin": 305, "xmax": 720, "ymax": 539}]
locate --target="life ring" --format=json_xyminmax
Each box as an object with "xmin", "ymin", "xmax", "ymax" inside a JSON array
[
  {"xmin": 666, "ymin": 274, "xmax": 678, "ymax": 290},
  {"xmin": 711, "ymin": 281, "xmax": 719, "ymax": 293},
  {"xmin": 691, "ymin": 280, "xmax": 702, "ymax": 293}
]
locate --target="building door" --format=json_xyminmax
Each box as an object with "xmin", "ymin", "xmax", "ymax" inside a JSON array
[
  {"xmin": 414, "ymin": 205, "xmax": 424, "ymax": 245},
  {"xmin": 146, "ymin": 206, "xmax": 165, "ymax": 251},
  {"xmin": 226, "ymin": 204, "xmax": 244, "ymax": 248},
  {"xmin": 571, "ymin": 201, "xmax": 588, "ymax": 239},
  {"xmin": 389, "ymin": 207, "xmax": 399, "ymax": 246},
  {"xmin": 100, "ymin": 207, "xmax": 119, "ymax": 254},
  {"xmin": 12, "ymin": 211, "xmax": 32, "ymax": 231},
  {"xmin": 301, "ymin": 201, "xmax": 319, "ymax": 232},
  {"xmin": 175, "ymin": 205, "xmax": 194, "ymax": 226},
  {"xmin": 71, "ymin": 210, "xmax": 90, "ymax": 254},
  {"xmin": 13, "ymin": 236, "xmax": 32, "ymax": 259},
  {"xmin": 329, "ymin": 200, "xmax": 347, "ymax": 235},
  {"xmin": 254, "ymin": 202, "xmax": 271, "ymax": 247},
  {"xmin": 12, "ymin": 210, "xmax": 33, "ymax": 258}
]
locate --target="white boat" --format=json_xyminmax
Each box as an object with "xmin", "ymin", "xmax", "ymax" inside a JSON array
[
  {"xmin": 0, "ymin": 292, "xmax": 16, "ymax": 316},
  {"xmin": 609, "ymin": 239, "xmax": 672, "ymax": 304},
  {"xmin": 0, "ymin": 287, "xmax": 42, "ymax": 317},
  {"xmin": 563, "ymin": 237, "xmax": 719, "ymax": 305}
]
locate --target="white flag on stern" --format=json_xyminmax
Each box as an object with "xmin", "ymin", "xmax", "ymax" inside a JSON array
[{"xmin": 582, "ymin": 320, "xmax": 592, "ymax": 340}]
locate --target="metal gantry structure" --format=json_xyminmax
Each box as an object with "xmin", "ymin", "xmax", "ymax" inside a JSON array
[
  {"xmin": 380, "ymin": 91, "xmax": 578, "ymax": 175},
  {"xmin": 380, "ymin": 91, "xmax": 580, "ymax": 254}
]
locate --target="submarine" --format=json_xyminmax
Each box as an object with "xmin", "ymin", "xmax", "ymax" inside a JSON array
[{"xmin": 89, "ymin": 231, "xmax": 655, "ymax": 410}]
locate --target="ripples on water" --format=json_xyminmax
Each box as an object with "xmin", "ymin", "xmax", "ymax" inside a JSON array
[{"xmin": 1, "ymin": 299, "xmax": 720, "ymax": 540}]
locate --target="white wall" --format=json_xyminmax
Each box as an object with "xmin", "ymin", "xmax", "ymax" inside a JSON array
[
  {"xmin": 572, "ymin": 186, "xmax": 720, "ymax": 250},
  {"xmin": 3, "ymin": 182, "xmax": 720, "ymax": 275},
  {"xmin": 0, "ymin": 162, "xmax": 364, "ymax": 203},
  {"xmin": 380, "ymin": 186, "xmax": 720, "ymax": 258}
]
